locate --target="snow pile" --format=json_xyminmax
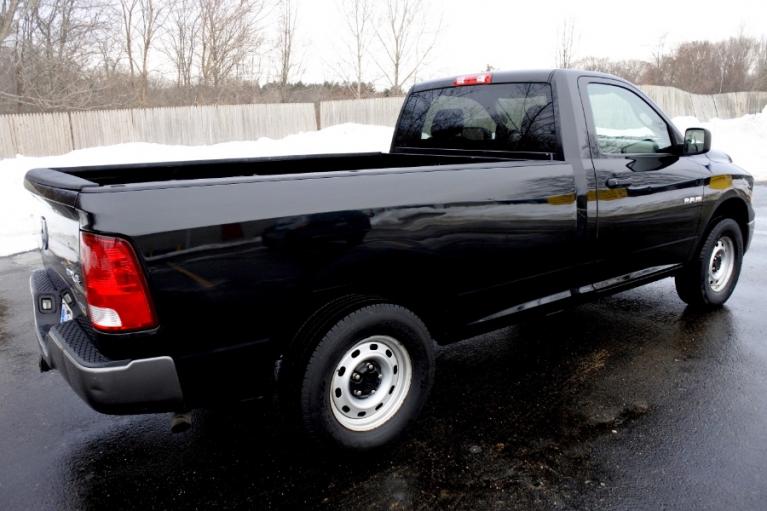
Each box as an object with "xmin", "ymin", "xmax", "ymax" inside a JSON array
[
  {"xmin": 672, "ymin": 109, "xmax": 767, "ymax": 177},
  {"xmin": 1, "ymin": 112, "xmax": 766, "ymax": 257},
  {"xmin": 0, "ymin": 124, "xmax": 393, "ymax": 256}
]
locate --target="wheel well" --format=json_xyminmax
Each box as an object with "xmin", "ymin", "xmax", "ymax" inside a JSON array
[
  {"xmin": 707, "ymin": 198, "xmax": 750, "ymax": 248},
  {"xmin": 275, "ymin": 290, "xmax": 445, "ymax": 382},
  {"xmin": 274, "ymin": 294, "xmax": 379, "ymax": 387}
]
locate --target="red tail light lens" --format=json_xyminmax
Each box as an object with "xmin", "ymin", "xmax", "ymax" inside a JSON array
[{"xmin": 80, "ymin": 232, "xmax": 157, "ymax": 332}]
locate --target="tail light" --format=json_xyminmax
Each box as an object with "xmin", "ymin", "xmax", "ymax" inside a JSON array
[
  {"xmin": 453, "ymin": 73, "xmax": 493, "ymax": 86},
  {"xmin": 80, "ymin": 232, "xmax": 158, "ymax": 332}
]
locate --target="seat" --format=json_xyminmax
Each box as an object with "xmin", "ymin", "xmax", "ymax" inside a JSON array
[{"xmin": 430, "ymin": 109, "xmax": 465, "ymax": 141}]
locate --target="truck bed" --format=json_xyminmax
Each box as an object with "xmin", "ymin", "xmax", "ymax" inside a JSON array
[{"xmin": 43, "ymin": 152, "xmax": 512, "ymax": 187}]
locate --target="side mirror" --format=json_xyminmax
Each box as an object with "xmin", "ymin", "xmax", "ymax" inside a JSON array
[{"xmin": 683, "ymin": 127, "xmax": 711, "ymax": 155}]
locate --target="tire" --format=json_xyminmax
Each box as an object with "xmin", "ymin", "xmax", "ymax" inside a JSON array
[
  {"xmin": 296, "ymin": 303, "xmax": 434, "ymax": 450},
  {"xmin": 675, "ymin": 218, "xmax": 743, "ymax": 307}
]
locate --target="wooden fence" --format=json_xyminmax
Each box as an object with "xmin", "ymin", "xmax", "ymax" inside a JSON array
[
  {"xmin": 1, "ymin": 86, "xmax": 767, "ymax": 159},
  {"xmin": 320, "ymin": 97, "xmax": 406, "ymax": 129},
  {"xmin": 0, "ymin": 103, "xmax": 317, "ymax": 158},
  {"xmin": 0, "ymin": 112, "xmax": 73, "ymax": 157},
  {"xmin": 0, "ymin": 116, "xmax": 15, "ymax": 158},
  {"xmin": 639, "ymin": 86, "xmax": 767, "ymax": 120}
]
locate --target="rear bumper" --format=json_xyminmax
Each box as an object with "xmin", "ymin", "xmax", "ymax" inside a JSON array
[{"xmin": 30, "ymin": 269, "xmax": 184, "ymax": 414}]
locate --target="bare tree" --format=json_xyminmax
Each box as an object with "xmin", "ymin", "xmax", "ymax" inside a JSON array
[
  {"xmin": 2, "ymin": 0, "xmax": 116, "ymax": 111},
  {"xmin": 651, "ymin": 34, "xmax": 667, "ymax": 71},
  {"xmin": 135, "ymin": 0, "xmax": 166, "ymax": 104},
  {"xmin": 275, "ymin": 0, "xmax": 298, "ymax": 102},
  {"xmin": 717, "ymin": 33, "xmax": 757, "ymax": 93},
  {"xmin": 163, "ymin": 0, "xmax": 199, "ymax": 87},
  {"xmin": 575, "ymin": 56, "xmax": 649, "ymax": 83},
  {"xmin": 644, "ymin": 34, "xmax": 675, "ymax": 86},
  {"xmin": 374, "ymin": 0, "xmax": 439, "ymax": 95},
  {"xmin": 118, "ymin": 0, "xmax": 138, "ymax": 82},
  {"xmin": 93, "ymin": 6, "xmax": 123, "ymax": 77},
  {"xmin": 756, "ymin": 37, "xmax": 767, "ymax": 91},
  {"xmin": 199, "ymin": 0, "xmax": 264, "ymax": 89},
  {"xmin": 555, "ymin": 18, "xmax": 577, "ymax": 69},
  {"xmin": 0, "ymin": 0, "xmax": 23, "ymax": 42},
  {"xmin": 118, "ymin": 0, "xmax": 167, "ymax": 104},
  {"xmin": 337, "ymin": 0, "xmax": 372, "ymax": 98}
]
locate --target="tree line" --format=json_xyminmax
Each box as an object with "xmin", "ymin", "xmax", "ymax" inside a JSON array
[
  {"xmin": 556, "ymin": 23, "xmax": 767, "ymax": 95},
  {"xmin": 0, "ymin": 0, "xmax": 438, "ymax": 113},
  {"xmin": 1, "ymin": 1, "xmax": 766, "ymax": 115}
]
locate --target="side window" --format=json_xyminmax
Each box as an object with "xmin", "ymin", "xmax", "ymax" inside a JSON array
[{"xmin": 587, "ymin": 83, "xmax": 672, "ymax": 155}]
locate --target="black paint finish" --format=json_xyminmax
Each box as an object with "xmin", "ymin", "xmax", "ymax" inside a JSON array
[{"xmin": 24, "ymin": 69, "xmax": 755, "ymax": 410}]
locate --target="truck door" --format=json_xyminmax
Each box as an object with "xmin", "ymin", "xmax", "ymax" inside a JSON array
[{"xmin": 578, "ymin": 77, "xmax": 707, "ymax": 278}]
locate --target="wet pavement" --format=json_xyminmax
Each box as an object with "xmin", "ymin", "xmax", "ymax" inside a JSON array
[{"xmin": 1, "ymin": 189, "xmax": 766, "ymax": 510}]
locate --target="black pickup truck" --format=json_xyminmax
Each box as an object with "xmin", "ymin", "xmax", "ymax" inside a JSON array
[{"xmin": 26, "ymin": 69, "xmax": 754, "ymax": 450}]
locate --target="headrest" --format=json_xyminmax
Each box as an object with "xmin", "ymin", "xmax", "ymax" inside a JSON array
[{"xmin": 431, "ymin": 109, "xmax": 465, "ymax": 134}]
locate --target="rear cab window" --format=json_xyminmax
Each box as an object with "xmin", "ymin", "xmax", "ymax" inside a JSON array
[{"xmin": 393, "ymin": 82, "xmax": 560, "ymax": 158}]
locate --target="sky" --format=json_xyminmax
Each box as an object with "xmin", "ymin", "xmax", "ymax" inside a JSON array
[{"xmin": 295, "ymin": 0, "xmax": 767, "ymax": 87}]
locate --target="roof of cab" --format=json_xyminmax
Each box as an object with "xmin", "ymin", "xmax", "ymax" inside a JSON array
[{"xmin": 410, "ymin": 68, "xmax": 626, "ymax": 93}]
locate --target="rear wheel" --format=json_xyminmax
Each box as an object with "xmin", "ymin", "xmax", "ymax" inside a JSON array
[
  {"xmin": 296, "ymin": 303, "xmax": 434, "ymax": 450},
  {"xmin": 675, "ymin": 218, "xmax": 743, "ymax": 307}
]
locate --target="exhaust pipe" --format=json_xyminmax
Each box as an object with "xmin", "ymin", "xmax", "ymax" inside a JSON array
[{"xmin": 170, "ymin": 411, "xmax": 192, "ymax": 433}]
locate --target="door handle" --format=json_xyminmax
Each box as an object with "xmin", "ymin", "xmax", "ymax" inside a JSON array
[
  {"xmin": 606, "ymin": 177, "xmax": 632, "ymax": 189},
  {"xmin": 627, "ymin": 184, "xmax": 653, "ymax": 194}
]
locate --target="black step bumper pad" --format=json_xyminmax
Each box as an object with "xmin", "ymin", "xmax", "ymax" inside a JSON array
[{"xmin": 30, "ymin": 269, "xmax": 184, "ymax": 414}]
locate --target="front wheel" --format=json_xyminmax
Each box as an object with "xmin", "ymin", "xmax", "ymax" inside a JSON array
[
  {"xmin": 675, "ymin": 218, "xmax": 743, "ymax": 307},
  {"xmin": 297, "ymin": 303, "xmax": 434, "ymax": 450}
]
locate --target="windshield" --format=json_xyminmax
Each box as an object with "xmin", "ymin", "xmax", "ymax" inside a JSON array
[{"xmin": 393, "ymin": 82, "xmax": 558, "ymax": 156}]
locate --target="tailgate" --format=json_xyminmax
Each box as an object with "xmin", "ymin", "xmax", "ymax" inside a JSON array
[{"xmin": 25, "ymin": 168, "xmax": 97, "ymax": 318}]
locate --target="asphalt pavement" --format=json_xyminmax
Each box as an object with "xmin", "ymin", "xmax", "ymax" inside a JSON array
[{"xmin": 1, "ymin": 189, "xmax": 766, "ymax": 510}]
